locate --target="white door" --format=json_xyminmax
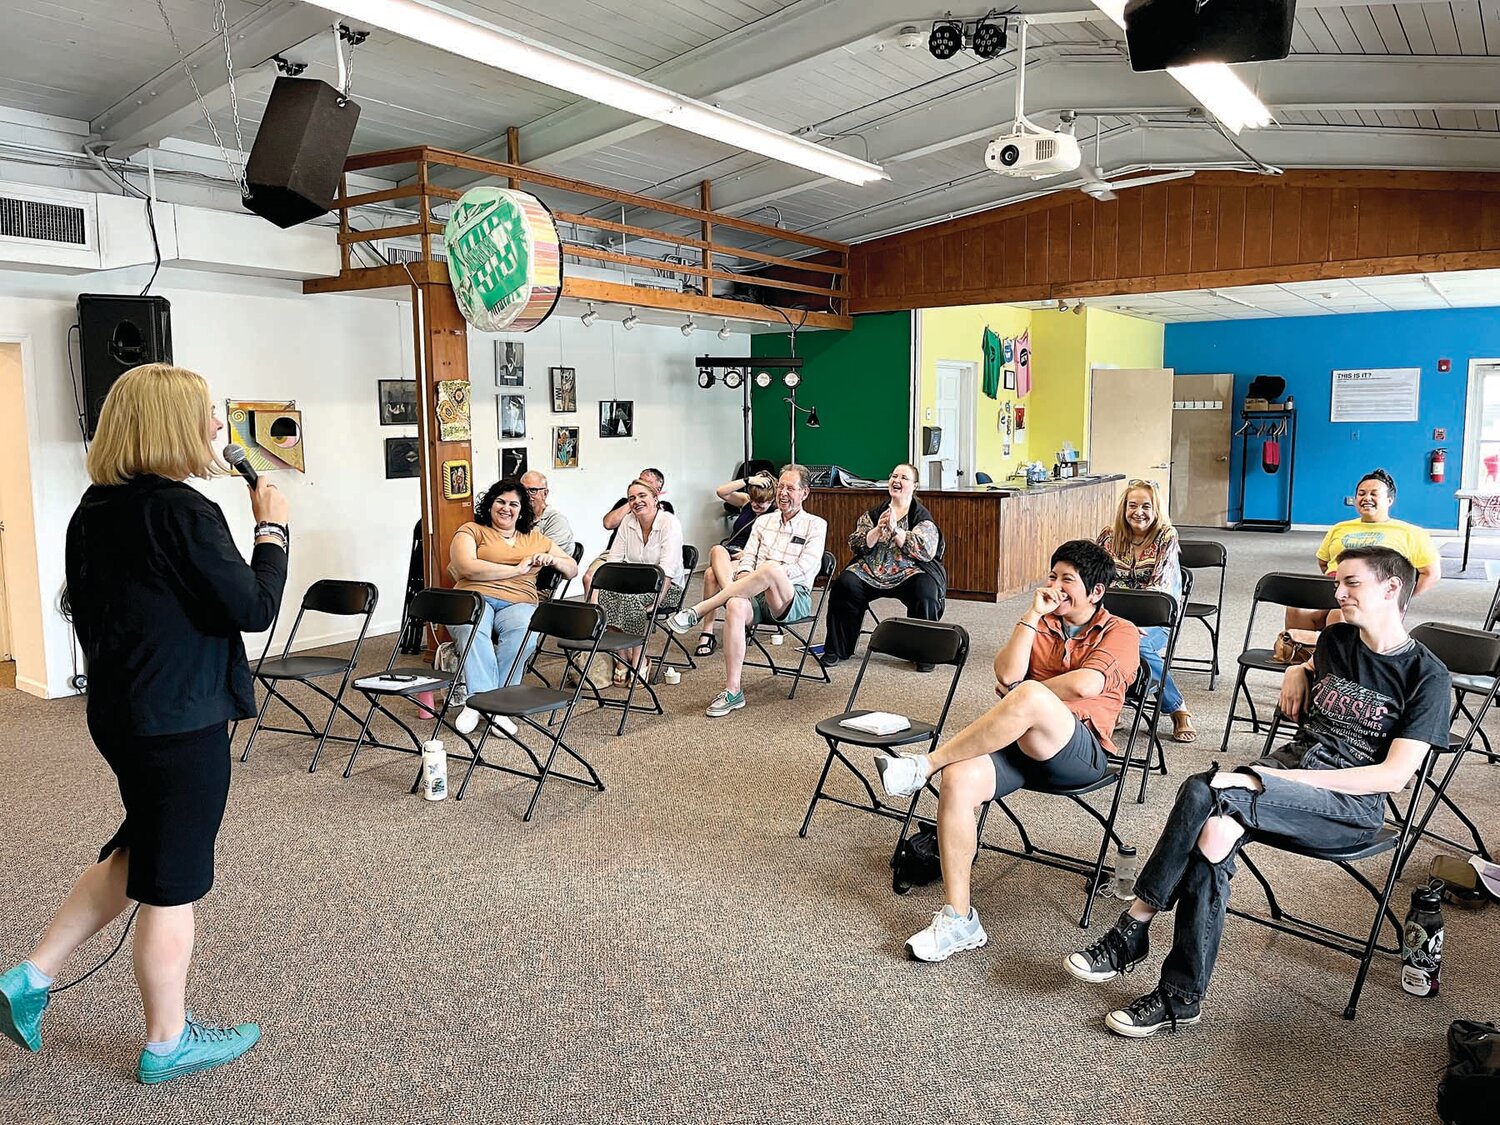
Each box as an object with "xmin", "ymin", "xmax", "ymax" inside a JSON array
[
  {"xmin": 931, "ymin": 360, "xmax": 975, "ymax": 489},
  {"xmin": 1463, "ymin": 360, "xmax": 1500, "ymax": 488}
]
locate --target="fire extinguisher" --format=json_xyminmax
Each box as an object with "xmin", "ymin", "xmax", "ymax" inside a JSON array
[{"xmin": 1430, "ymin": 448, "xmax": 1446, "ymax": 484}]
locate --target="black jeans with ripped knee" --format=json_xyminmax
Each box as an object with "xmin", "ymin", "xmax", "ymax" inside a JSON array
[{"xmin": 1133, "ymin": 762, "xmax": 1385, "ymax": 1004}]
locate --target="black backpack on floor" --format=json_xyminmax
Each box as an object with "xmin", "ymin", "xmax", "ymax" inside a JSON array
[
  {"xmin": 891, "ymin": 825, "xmax": 943, "ymax": 894},
  {"xmin": 1437, "ymin": 1020, "xmax": 1500, "ymax": 1124}
]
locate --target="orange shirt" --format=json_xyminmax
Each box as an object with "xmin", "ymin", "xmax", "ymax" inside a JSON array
[
  {"xmin": 453, "ymin": 523, "xmax": 556, "ymax": 605},
  {"xmin": 1028, "ymin": 608, "xmax": 1141, "ymax": 753}
]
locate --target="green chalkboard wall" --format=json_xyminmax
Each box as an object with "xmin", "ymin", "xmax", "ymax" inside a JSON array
[{"xmin": 749, "ymin": 311, "xmax": 912, "ymax": 478}]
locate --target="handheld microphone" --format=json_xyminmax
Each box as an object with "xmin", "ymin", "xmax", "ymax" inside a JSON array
[{"xmin": 223, "ymin": 444, "xmax": 258, "ymax": 488}]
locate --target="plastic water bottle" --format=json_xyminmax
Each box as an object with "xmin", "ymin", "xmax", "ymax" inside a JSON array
[
  {"xmin": 1113, "ymin": 845, "xmax": 1139, "ymax": 901},
  {"xmin": 1401, "ymin": 882, "xmax": 1444, "ymax": 997},
  {"xmin": 421, "ymin": 739, "xmax": 448, "ymax": 802}
]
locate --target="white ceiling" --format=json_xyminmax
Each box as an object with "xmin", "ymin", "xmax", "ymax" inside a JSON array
[{"xmin": 1, "ymin": 1, "xmax": 1499, "ymax": 257}]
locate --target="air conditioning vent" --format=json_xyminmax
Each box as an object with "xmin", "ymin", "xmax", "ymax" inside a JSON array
[
  {"xmin": 385, "ymin": 246, "xmax": 426, "ymax": 265},
  {"xmin": 0, "ymin": 196, "xmax": 88, "ymax": 245}
]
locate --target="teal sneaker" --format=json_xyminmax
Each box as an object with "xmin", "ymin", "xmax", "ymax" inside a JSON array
[
  {"xmin": 0, "ymin": 962, "xmax": 50, "ymax": 1051},
  {"xmin": 705, "ymin": 689, "xmax": 746, "ymax": 718},
  {"xmin": 136, "ymin": 1016, "xmax": 261, "ymax": 1084}
]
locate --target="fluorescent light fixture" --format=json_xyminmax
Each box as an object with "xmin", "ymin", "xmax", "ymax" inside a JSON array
[
  {"xmin": 307, "ymin": 0, "xmax": 888, "ymax": 185},
  {"xmin": 1207, "ymin": 288, "xmax": 1259, "ymax": 310},
  {"xmin": 1087, "ymin": 2, "xmax": 1273, "ymax": 134}
]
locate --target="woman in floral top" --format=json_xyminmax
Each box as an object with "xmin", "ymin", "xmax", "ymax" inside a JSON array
[
  {"xmin": 1096, "ymin": 480, "xmax": 1194, "ymax": 742},
  {"xmin": 821, "ymin": 463, "xmax": 946, "ymax": 671}
]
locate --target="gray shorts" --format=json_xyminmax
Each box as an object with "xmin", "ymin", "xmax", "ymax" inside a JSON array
[{"xmin": 989, "ymin": 717, "xmax": 1109, "ymax": 799}]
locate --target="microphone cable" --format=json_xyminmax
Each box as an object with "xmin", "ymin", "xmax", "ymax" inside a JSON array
[{"xmin": 48, "ymin": 903, "xmax": 140, "ymax": 995}]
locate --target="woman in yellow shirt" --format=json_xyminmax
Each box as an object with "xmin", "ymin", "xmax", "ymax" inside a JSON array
[{"xmin": 1288, "ymin": 468, "xmax": 1439, "ymax": 630}]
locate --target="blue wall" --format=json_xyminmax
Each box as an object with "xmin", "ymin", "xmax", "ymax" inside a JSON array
[{"xmin": 1165, "ymin": 307, "xmax": 1500, "ymax": 531}]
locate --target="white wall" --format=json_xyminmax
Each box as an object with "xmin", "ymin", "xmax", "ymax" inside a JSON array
[{"xmin": 0, "ymin": 266, "xmax": 746, "ymax": 700}]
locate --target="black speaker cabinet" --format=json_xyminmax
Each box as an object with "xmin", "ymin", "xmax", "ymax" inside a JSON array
[
  {"xmin": 244, "ymin": 77, "xmax": 361, "ymax": 229},
  {"xmin": 1124, "ymin": 0, "xmax": 1294, "ymax": 71},
  {"xmin": 77, "ymin": 295, "xmax": 173, "ymax": 439}
]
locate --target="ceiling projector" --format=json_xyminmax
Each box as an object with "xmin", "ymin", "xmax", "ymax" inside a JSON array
[{"xmin": 984, "ymin": 128, "xmax": 1082, "ymax": 178}]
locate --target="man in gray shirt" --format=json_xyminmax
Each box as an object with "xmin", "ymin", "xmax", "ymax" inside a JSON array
[{"xmin": 521, "ymin": 470, "xmax": 575, "ymax": 557}]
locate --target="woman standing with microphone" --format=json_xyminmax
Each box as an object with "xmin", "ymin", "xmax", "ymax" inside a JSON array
[{"xmin": 0, "ymin": 364, "xmax": 288, "ymax": 1083}]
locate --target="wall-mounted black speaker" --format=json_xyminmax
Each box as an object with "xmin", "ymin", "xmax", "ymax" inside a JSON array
[
  {"xmin": 1124, "ymin": 0, "xmax": 1295, "ymax": 71},
  {"xmin": 77, "ymin": 294, "xmax": 173, "ymax": 439},
  {"xmin": 922, "ymin": 426, "xmax": 942, "ymax": 456},
  {"xmin": 244, "ymin": 77, "xmax": 361, "ymax": 229}
]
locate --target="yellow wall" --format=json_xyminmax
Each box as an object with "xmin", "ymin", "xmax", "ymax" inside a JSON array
[{"xmin": 915, "ymin": 304, "xmax": 1164, "ymax": 483}]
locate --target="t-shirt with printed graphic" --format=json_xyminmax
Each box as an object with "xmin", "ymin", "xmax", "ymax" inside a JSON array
[
  {"xmin": 982, "ymin": 327, "xmax": 1001, "ymax": 400},
  {"xmin": 1315, "ymin": 518, "xmax": 1438, "ymax": 572},
  {"xmin": 1265, "ymin": 623, "xmax": 1451, "ymax": 789}
]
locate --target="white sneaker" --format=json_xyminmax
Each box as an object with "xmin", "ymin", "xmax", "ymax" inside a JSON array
[
  {"xmin": 667, "ymin": 608, "xmax": 700, "ymax": 636},
  {"xmin": 491, "ymin": 715, "xmax": 518, "ymax": 736},
  {"xmin": 905, "ymin": 905, "xmax": 988, "ymax": 963},
  {"xmin": 454, "ymin": 707, "xmax": 481, "ymax": 735},
  {"xmin": 874, "ymin": 753, "xmax": 930, "ymax": 798}
]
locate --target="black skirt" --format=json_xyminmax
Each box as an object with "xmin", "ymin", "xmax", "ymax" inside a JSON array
[{"xmin": 92, "ymin": 720, "xmax": 232, "ymax": 907}]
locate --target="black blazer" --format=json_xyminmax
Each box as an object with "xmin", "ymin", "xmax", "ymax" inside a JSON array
[{"xmin": 65, "ymin": 475, "xmax": 288, "ymax": 736}]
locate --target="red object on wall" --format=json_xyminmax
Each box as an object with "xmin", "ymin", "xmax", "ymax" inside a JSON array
[
  {"xmin": 1438, "ymin": 359, "xmax": 1452, "ymax": 373},
  {"xmin": 1430, "ymin": 448, "xmax": 1446, "ymax": 483}
]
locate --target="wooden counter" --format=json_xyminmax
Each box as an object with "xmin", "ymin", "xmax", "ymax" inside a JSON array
[{"xmin": 808, "ymin": 475, "xmax": 1123, "ymax": 602}]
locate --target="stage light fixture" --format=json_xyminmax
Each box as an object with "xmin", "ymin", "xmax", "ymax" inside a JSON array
[
  {"xmin": 754, "ymin": 371, "xmax": 773, "ymax": 388},
  {"xmin": 622, "ymin": 307, "xmax": 639, "ymax": 331},
  {"xmin": 723, "ymin": 369, "xmax": 744, "ymax": 390},
  {"xmin": 717, "ymin": 319, "xmax": 732, "ymax": 340},
  {"xmin": 1073, "ymin": 301, "xmax": 1085, "ymax": 315},
  {"xmin": 928, "ymin": 19, "xmax": 964, "ymax": 60},
  {"xmin": 681, "ymin": 318, "xmax": 696, "ymax": 337},
  {"xmin": 1056, "ymin": 299, "xmax": 1068, "ymax": 312},
  {"xmin": 697, "ymin": 368, "xmax": 716, "ymax": 389},
  {"xmin": 972, "ymin": 16, "xmax": 1007, "ymax": 59},
  {"xmin": 783, "ymin": 371, "xmax": 802, "ymax": 389},
  {"xmin": 580, "ymin": 302, "xmax": 598, "ymax": 327},
  {"xmin": 806, "ymin": 407, "xmax": 821, "ymax": 429}
]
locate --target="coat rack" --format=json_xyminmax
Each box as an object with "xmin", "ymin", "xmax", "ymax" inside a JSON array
[{"xmin": 1232, "ymin": 406, "xmax": 1297, "ymax": 532}]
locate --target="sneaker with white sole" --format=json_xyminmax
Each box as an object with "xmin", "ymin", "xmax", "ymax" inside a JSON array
[
  {"xmin": 667, "ymin": 608, "xmax": 701, "ymax": 636},
  {"xmin": 1064, "ymin": 911, "xmax": 1150, "ymax": 983},
  {"xmin": 704, "ymin": 689, "xmax": 746, "ymax": 718},
  {"xmin": 1104, "ymin": 986, "xmax": 1201, "ymax": 1039},
  {"xmin": 905, "ymin": 904, "xmax": 987, "ymax": 962},
  {"xmin": 874, "ymin": 753, "xmax": 930, "ymax": 799},
  {"xmin": 136, "ymin": 1015, "xmax": 261, "ymax": 1084},
  {"xmin": 454, "ymin": 707, "xmax": 481, "ymax": 735}
]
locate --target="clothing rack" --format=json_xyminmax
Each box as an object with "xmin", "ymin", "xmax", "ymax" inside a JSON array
[{"xmin": 1231, "ymin": 407, "xmax": 1297, "ymax": 532}]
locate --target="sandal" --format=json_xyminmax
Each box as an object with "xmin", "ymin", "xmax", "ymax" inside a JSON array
[
  {"xmin": 1170, "ymin": 711, "xmax": 1197, "ymax": 743},
  {"xmin": 694, "ymin": 633, "xmax": 718, "ymax": 658}
]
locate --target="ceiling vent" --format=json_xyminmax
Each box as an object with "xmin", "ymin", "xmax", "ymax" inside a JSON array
[{"xmin": 0, "ymin": 195, "xmax": 89, "ymax": 246}]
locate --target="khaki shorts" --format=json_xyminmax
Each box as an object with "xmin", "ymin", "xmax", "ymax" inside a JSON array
[{"xmin": 749, "ymin": 584, "xmax": 812, "ymax": 627}]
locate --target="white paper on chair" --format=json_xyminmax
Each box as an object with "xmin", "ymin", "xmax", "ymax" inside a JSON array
[
  {"xmin": 354, "ymin": 673, "xmax": 444, "ymax": 692},
  {"xmin": 839, "ymin": 711, "xmax": 912, "ymax": 735}
]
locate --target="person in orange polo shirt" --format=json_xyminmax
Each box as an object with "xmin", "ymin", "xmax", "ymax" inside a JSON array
[{"xmin": 875, "ymin": 539, "xmax": 1140, "ymax": 963}]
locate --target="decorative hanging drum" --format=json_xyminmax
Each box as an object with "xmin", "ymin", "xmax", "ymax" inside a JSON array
[{"xmin": 444, "ymin": 187, "xmax": 563, "ymax": 333}]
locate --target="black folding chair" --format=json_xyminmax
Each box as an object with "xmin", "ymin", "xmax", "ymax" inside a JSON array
[
  {"xmin": 563, "ymin": 562, "xmax": 666, "ymax": 735},
  {"xmin": 342, "ymin": 588, "xmax": 484, "ymax": 778},
  {"xmin": 1219, "ymin": 571, "xmax": 1340, "ymax": 754},
  {"xmin": 1397, "ymin": 622, "xmax": 1500, "ymax": 873},
  {"xmin": 238, "ymin": 579, "xmax": 379, "ymax": 772},
  {"xmin": 798, "ymin": 620, "xmax": 970, "ymax": 837},
  {"xmin": 651, "ymin": 544, "xmax": 701, "ymax": 678},
  {"xmin": 1104, "ymin": 578, "xmax": 1187, "ymax": 803},
  {"xmin": 1176, "ymin": 540, "xmax": 1227, "ymax": 689},
  {"xmin": 891, "ymin": 589, "xmax": 1173, "ymax": 930},
  {"xmin": 1484, "ymin": 577, "xmax": 1500, "ymax": 632},
  {"xmin": 432, "ymin": 600, "xmax": 608, "ymax": 822},
  {"xmin": 742, "ymin": 551, "xmax": 837, "ymax": 699},
  {"xmin": 537, "ymin": 541, "xmax": 586, "ymax": 603},
  {"xmin": 1227, "ymin": 707, "xmax": 1448, "ymax": 1020}
]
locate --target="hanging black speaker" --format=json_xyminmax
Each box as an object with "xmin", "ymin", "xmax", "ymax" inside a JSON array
[
  {"xmin": 77, "ymin": 295, "xmax": 173, "ymax": 440},
  {"xmin": 1124, "ymin": 0, "xmax": 1295, "ymax": 72},
  {"xmin": 244, "ymin": 77, "xmax": 361, "ymax": 229}
]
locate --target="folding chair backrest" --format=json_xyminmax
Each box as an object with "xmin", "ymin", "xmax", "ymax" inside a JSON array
[
  {"xmin": 681, "ymin": 543, "xmax": 700, "ymax": 575},
  {"xmin": 816, "ymin": 550, "xmax": 837, "ymax": 585},
  {"xmin": 531, "ymin": 600, "xmax": 605, "ymax": 643},
  {"xmin": 1485, "ymin": 579, "xmax": 1500, "ymax": 632},
  {"xmin": 868, "ymin": 618, "xmax": 969, "ymax": 667},
  {"xmin": 1409, "ymin": 621, "xmax": 1500, "ymax": 680},
  {"xmin": 302, "ymin": 579, "xmax": 379, "ymax": 616},
  {"xmin": 1253, "ymin": 571, "xmax": 1340, "ymax": 611},
  {"xmin": 537, "ymin": 541, "xmax": 586, "ymax": 600},
  {"xmin": 593, "ymin": 561, "xmax": 665, "ymax": 597},
  {"xmin": 1101, "ymin": 589, "xmax": 1177, "ymax": 630},
  {"xmin": 1178, "ymin": 540, "xmax": 1227, "ymax": 572},
  {"xmin": 409, "ymin": 587, "xmax": 484, "ymax": 629}
]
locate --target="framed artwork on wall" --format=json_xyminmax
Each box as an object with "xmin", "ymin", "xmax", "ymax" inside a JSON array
[
  {"xmin": 1003, "ymin": 367, "xmax": 1016, "ymax": 391},
  {"xmin": 500, "ymin": 446, "xmax": 528, "ymax": 479},
  {"xmin": 226, "ymin": 400, "xmax": 305, "ymax": 473},
  {"xmin": 384, "ymin": 437, "xmax": 420, "ymax": 479},
  {"xmin": 553, "ymin": 426, "xmax": 579, "ymax": 469},
  {"xmin": 599, "ymin": 399, "xmax": 633, "ymax": 438},
  {"xmin": 378, "ymin": 380, "xmax": 418, "ymax": 426},
  {"xmin": 441, "ymin": 459, "xmax": 472, "ymax": 500},
  {"xmin": 496, "ymin": 341, "xmax": 524, "ymax": 387},
  {"xmin": 550, "ymin": 366, "xmax": 577, "ymax": 413},
  {"xmin": 499, "ymin": 394, "xmax": 526, "ymax": 438},
  {"xmin": 435, "ymin": 380, "xmax": 472, "ymax": 441}
]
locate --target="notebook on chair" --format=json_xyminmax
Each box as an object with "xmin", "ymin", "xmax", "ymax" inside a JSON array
[{"xmin": 839, "ymin": 711, "xmax": 912, "ymax": 736}]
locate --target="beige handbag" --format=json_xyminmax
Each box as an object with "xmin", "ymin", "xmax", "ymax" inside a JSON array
[{"xmin": 1272, "ymin": 628, "xmax": 1319, "ymax": 665}]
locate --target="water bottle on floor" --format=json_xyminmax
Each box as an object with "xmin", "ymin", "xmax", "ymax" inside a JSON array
[
  {"xmin": 1112, "ymin": 845, "xmax": 1138, "ymax": 901},
  {"xmin": 421, "ymin": 739, "xmax": 448, "ymax": 802},
  {"xmin": 1401, "ymin": 881, "xmax": 1444, "ymax": 997}
]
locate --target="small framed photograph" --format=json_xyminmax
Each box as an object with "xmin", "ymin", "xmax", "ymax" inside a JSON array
[
  {"xmin": 384, "ymin": 436, "xmax": 420, "ymax": 479},
  {"xmin": 500, "ymin": 446, "xmax": 528, "ymax": 479},
  {"xmin": 496, "ymin": 341, "xmax": 524, "ymax": 387},
  {"xmin": 550, "ymin": 366, "xmax": 577, "ymax": 413},
  {"xmin": 1003, "ymin": 367, "xmax": 1016, "ymax": 391},
  {"xmin": 378, "ymin": 380, "xmax": 418, "ymax": 426},
  {"xmin": 441, "ymin": 459, "xmax": 471, "ymax": 500},
  {"xmin": 599, "ymin": 399, "xmax": 633, "ymax": 438},
  {"xmin": 553, "ymin": 426, "xmax": 579, "ymax": 469},
  {"xmin": 499, "ymin": 394, "xmax": 526, "ymax": 439}
]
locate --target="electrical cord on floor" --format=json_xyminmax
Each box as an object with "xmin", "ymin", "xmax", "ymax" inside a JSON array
[{"xmin": 48, "ymin": 903, "xmax": 140, "ymax": 995}]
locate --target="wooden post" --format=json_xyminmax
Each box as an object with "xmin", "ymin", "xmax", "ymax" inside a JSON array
[
  {"xmin": 507, "ymin": 127, "xmax": 520, "ymax": 189},
  {"xmin": 700, "ymin": 180, "xmax": 713, "ymax": 297},
  {"xmin": 416, "ymin": 282, "xmax": 473, "ymax": 589},
  {"xmin": 337, "ymin": 175, "xmax": 351, "ymax": 275},
  {"xmin": 417, "ymin": 158, "xmax": 432, "ymax": 262}
]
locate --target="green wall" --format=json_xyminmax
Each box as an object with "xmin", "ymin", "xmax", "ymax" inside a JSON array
[{"xmin": 750, "ymin": 312, "xmax": 911, "ymax": 478}]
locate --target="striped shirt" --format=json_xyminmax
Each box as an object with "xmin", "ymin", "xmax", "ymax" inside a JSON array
[{"xmin": 735, "ymin": 508, "xmax": 827, "ymax": 589}]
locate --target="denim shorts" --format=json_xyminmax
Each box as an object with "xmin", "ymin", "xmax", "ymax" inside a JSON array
[{"xmin": 989, "ymin": 717, "xmax": 1109, "ymax": 799}]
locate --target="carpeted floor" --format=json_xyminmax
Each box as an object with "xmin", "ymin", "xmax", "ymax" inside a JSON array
[{"xmin": 1, "ymin": 529, "xmax": 1497, "ymax": 1124}]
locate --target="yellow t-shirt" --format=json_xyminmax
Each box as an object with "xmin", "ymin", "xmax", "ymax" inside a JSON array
[
  {"xmin": 1316, "ymin": 518, "xmax": 1438, "ymax": 572},
  {"xmin": 453, "ymin": 524, "xmax": 556, "ymax": 605}
]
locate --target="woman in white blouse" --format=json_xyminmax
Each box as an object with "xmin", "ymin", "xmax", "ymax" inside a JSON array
[{"xmin": 596, "ymin": 477, "xmax": 686, "ymax": 683}]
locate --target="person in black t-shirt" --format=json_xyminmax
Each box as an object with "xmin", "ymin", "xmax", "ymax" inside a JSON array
[{"xmin": 1062, "ymin": 545, "xmax": 1452, "ymax": 1039}]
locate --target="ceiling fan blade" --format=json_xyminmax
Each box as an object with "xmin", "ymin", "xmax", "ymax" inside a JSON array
[
  {"xmin": 1082, "ymin": 183, "xmax": 1117, "ymax": 201},
  {"xmin": 1100, "ymin": 170, "xmax": 1197, "ymax": 193}
]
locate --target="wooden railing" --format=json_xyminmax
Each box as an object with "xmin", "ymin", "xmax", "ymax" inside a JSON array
[{"xmin": 304, "ymin": 145, "xmax": 853, "ymax": 330}]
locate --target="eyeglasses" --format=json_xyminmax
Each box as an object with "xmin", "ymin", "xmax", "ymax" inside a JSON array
[{"xmin": 525, "ymin": 486, "xmax": 548, "ymax": 494}]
